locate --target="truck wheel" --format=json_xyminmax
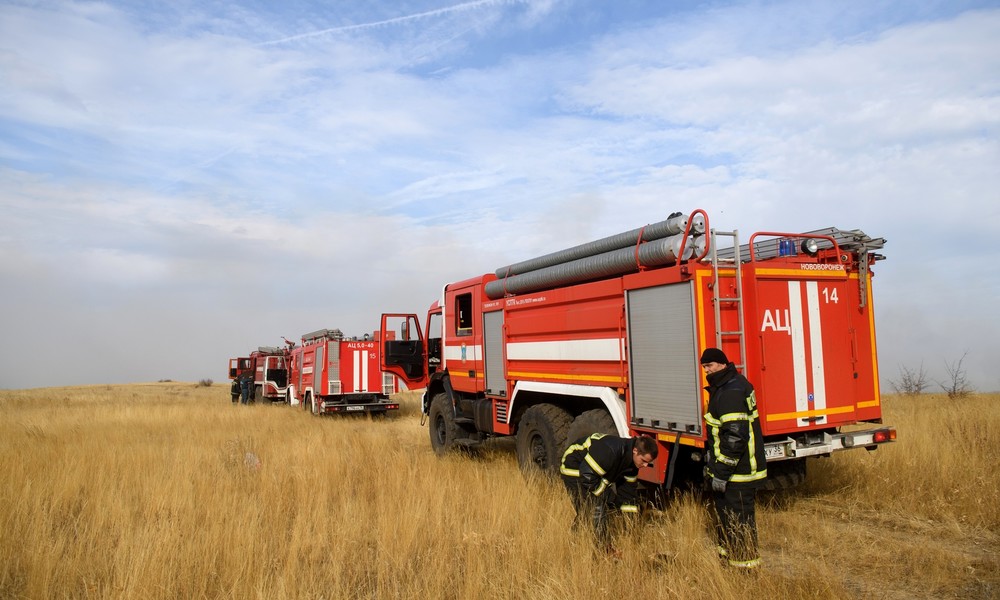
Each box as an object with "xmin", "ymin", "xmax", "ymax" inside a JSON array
[
  {"xmin": 566, "ymin": 409, "xmax": 617, "ymax": 444},
  {"xmin": 253, "ymin": 386, "xmax": 263, "ymax": 404},
  {"xmin": 428, "ymin": 393, "xmax": 461, "ymax": 455},
  {"xmin": 760, "ymin": 458, "xmax": 806, "ymax": 491},
  {"xmin": 515, "ymin": 404, "xmax": 572, "ymax": 476}
]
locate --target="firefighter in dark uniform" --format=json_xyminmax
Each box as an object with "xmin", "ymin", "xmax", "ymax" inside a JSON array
[
  {"xmin": 239, "ymin": 370, "xmax": 252, "ymax": 405},
  {"xmin": 700, "ymin": 347, "xmax": 767, "ymax": 569},
  {"xmin": 560, "ymin": 433, "xmax": 658, "ymax": 548}
]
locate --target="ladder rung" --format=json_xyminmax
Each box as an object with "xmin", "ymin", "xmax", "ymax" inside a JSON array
[{"xmin": 720, "ymin": 331, "xmax": 744, "ymax": 336}]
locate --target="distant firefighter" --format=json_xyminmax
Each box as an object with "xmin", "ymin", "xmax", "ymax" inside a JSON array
[{"xmin": 239, "ymin": 371, "xmax": 252, "ymax": 405}]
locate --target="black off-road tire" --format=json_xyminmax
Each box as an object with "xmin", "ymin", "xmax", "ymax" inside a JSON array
[
  {"xmin": 428, "ymin": 393, "xmax": 462, "ymax": 455},
  {"xmin": 515, "ymin": 404, "xmax": 573, "ymax": 476},
  {"xmin": 566, "ymin": 409, "xmax": 617, "ymax": 445},
  {"xmin": 760, "ymin": 458, "xmax": 806, "ymax": 491}
]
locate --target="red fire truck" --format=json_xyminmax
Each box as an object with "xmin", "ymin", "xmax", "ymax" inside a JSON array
[
  {"xmin": 247, "ymin": 345, "xmax": 290, "ymax": 404},
  {"xmin": 380, "ymin": 209, "xmax": 895, "ymax": 491},
  {"xmin": 286, "ymin": 328, "xmax": 400, "ymax": 415}
]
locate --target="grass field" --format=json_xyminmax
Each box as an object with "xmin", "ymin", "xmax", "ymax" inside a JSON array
[{"xmin": 1, "ymin": 383, "xmax": 997, "ymax": 599}]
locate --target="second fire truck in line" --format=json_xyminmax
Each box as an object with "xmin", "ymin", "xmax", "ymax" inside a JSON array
[{"xmin": 285, "ymin": 328, "xmax": 400, "ymax": 415}]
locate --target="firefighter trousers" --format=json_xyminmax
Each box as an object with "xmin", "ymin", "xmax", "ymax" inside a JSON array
[
  {"xmin": 562, "ymin": 477, "xmax": 611, "ymax": 545},
  {"xmin": 712, "ymin": 486, "xmax": 760, "ymax": 568}
]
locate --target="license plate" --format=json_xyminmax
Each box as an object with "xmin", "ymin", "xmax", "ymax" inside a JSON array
[
  {"xmin": 765, "ymin": 445, "xmax": 786, "ymax": 459},
  {"xmin": 345, "ymin": 405, "xmax": 364, "ymax": 411}
]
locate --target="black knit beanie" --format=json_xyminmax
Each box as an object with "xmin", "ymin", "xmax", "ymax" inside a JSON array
[{"xmin": 700, "ymin": 347, "xmax": 728, "ymax": 365}]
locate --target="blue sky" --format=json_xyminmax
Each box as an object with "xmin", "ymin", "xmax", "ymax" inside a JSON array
[{"xmin": 1, "ymin": 0, "xmax": 997, "ymax": 391}]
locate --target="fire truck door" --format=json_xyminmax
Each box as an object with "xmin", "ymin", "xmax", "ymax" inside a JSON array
[
  {"xmin": 329, "ymin": 341, "xmax": 342, "ymax": 393},
  {"xmin": 483, "ymin": 310, "xmax": 505, "ymax": 396},
  {"xmin": 296, "ymin": 351, "xmax": 303, "ymax": 391},
  {"xmin": 380, "ymin": 313, "xmax": 428, "ymax": 388},
  {"xmin": 351, "ymin": 345, "xmax": 369, "ymax": 393},
  {"xmin": 753, "ymin": 274, "xmax": 860, "ymax": 431},
  {"xmin": 314, "ymin": 346, "xmax": 324, "ymax": 392},
  {"xmin": 626, "ymin": 282, "xmax": 702, "ymax": 435}
]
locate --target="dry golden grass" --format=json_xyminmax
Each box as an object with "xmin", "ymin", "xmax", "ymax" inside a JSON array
[{"xmin": 1, "ymin": 384, "xmax": 997, "ymax": 599}]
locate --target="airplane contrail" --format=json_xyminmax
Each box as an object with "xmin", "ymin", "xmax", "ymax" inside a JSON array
[{"xmin": 257, "ymin": 0, "xmax": 525, "ymax": 46}]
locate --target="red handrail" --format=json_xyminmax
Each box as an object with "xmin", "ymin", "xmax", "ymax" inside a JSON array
[{"xmin": 678, "ymin": 208, "xmax": 709, "ymax": 262}]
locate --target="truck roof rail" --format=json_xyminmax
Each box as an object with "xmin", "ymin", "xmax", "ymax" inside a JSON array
[{"xmin": 714, "ymin": 227, "xmax": 886, "ymax": 262}]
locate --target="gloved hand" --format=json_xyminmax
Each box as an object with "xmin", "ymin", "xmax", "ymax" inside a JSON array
[{"xmin": 711, "ymin": 477, "xmax": 728, "ymax": 493}]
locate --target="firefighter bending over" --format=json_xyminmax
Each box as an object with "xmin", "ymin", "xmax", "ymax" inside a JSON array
[
  {"xmin": 701, "ymin": 347, "xmax": 767, "ymax": 569},
  {"xmin": 560, "ymin": 433, "xmax": 658, "ymax": 548}
]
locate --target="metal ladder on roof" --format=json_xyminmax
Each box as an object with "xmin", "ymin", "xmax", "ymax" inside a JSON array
[{"xmin": 707, "ymin": 229, "xmax": 747, "ymax": 371}]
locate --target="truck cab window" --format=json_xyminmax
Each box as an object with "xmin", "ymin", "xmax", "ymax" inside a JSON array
[{"xmin": 455, "ymin": 293, "xmax": 473, "ymax": 336}]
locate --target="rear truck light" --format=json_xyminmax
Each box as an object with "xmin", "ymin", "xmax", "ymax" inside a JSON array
[
  {"xmin": 872, "ymin": 429, "xmax": 892, "ymax": 444},
  {"xmin": 864, "ymin": 428, "xmax": 896, "ymax": 451}
]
